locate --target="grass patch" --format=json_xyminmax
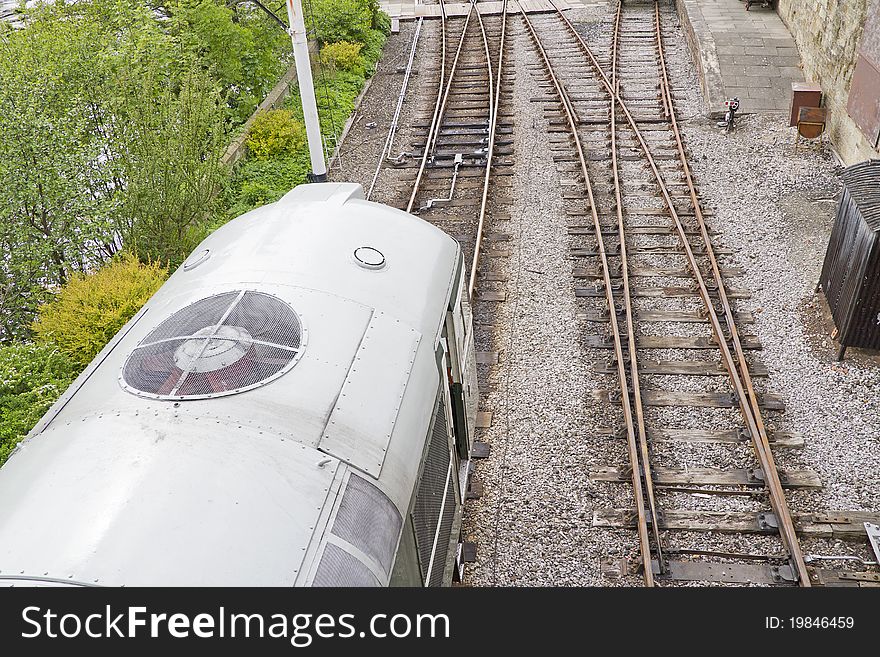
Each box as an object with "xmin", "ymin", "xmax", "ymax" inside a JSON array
[{"xmin": 221, "ymin": 28, "xmax": 387, "ymax": 224}]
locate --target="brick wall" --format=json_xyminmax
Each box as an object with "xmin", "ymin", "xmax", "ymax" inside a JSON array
[{"xmin": 776, "ymin": 0, "xmax": 878, "ymax": 164}]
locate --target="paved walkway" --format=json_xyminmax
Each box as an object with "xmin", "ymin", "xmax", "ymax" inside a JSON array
[{"xmin": 678, "ymin": 0, "xmax": 804, "ymax": 114}]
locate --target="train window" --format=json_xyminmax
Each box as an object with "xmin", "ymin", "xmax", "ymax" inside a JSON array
[
  {"xmin": 311, "ymin": 543, "xmax": 380, "ymax": 587},
  {"xmin": 120, "ymin": 290, "xmax": 306, "ymax": 400},
  {"xmin": 329, "ymin": 474, "xmax": 402, "ymax": 576}
]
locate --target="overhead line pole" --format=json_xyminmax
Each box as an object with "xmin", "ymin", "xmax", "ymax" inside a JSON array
[{"xmin": 285, "ymin": 0, "xmax": 328, "ymax": 182}]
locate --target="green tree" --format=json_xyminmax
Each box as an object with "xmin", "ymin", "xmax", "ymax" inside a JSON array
[
  {"xmin": 160, "ymin": 0, "xmax": 291, "ymax": 122},
  {"xmin": 112, "ymin": 68, "xmax": 229, "ymax": 265},
  {"xmin": 306, "ymin": 0, "xmax": 373, "ymax": 45},
  {"xmin": 0, "ymin": 2, "xmax": 122, "ymax": 341},
  {"xmin": 0, "ymin": 1, "xmax": 234, "ymax": 340}
]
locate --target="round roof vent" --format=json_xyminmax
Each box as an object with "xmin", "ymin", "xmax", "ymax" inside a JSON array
[
  {"xmin": 183, "ymin": 249, "xmax": 211, "ymax": 271},
  {"xmin": 353, "ymin": 246, "xmax": 386, "ymax": 270},
  {"xmin": 121, "ymin": 290, "xmax": 306, "ymax": 400}
]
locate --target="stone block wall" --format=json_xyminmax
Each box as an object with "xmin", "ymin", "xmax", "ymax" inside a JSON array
[{"xmin": 776, "ymin": 0, "xmax": 878, "ymax": 164}]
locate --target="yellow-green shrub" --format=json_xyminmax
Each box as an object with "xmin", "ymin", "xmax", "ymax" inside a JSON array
[
  {"xmin": 245, "ymin": 109, "xmax": 307, "ymax": 159},
  {"xmin": 32, "ymin": 254, "xmax": 168, "ymax": 369},
  {"xmin": 320, "ymin": 41, "xmax": 365, "ymax": 74}
]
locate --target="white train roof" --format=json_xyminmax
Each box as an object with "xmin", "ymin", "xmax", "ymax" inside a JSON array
[
  {"xmin": 0, "ymin": 183, "xmax": 461, "ymax": 585},
  {"xmin": 170, "ymin": 182, "xmax": 460, "ymax": 334}
]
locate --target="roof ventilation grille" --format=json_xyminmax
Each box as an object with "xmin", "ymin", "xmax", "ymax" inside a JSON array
[{"xmin": 121, "ymin": 290, "xmax": 306, "ymax": 400}]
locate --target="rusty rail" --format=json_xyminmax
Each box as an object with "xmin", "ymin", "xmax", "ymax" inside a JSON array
[
  {"xmin": 521, "ymin": 7, "xmax": 657, "ymax": 585},
  {"xmin": 406, "ymin": 0, "xmax": 459, "ymax": 214},
  {"xmin": 608, "ymin": 0, "xmax": 666, "ymax": 575},
  {"xmin": 648, "ymin": 1, "xmax": 810, "ymax": 585},
  {"xmin": 469, "ymin": 0, "xmax": 507, "ymax": 298},
  {"xmin": 366, "ymin": 17, "xmax": 424, "ymax": 200},
  {"xmin": 402, "ymin": 0, "xmax": 506, "ymax": 304},
  {"xmin": 542, "ymin": 0, "xmax": 809, "ymax": 586}
]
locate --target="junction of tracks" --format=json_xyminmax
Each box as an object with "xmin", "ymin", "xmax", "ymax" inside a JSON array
[{"xmin": 334, "ymin": 0, "xmax": 880, "ymax": 587}]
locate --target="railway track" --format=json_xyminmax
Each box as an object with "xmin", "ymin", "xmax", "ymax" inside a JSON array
[
  {"xmin": 368, "ymin": 0, "xmax": 512, "ymax": 301},
  {"xmin": 365, "ymin": 0, "xmax": 515, "ymax": 538},
  {"xmin": 351, "ymin": 0, "xmax": 880, "ymax": 587},
  {"xmin": 522, "ymin": 0, "xmax": 880, "ymax": 587}
]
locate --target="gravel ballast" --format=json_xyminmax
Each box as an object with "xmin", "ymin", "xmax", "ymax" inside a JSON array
[
  {"xmin": 661, "ymin": 13, "xmax": 880, "ymax": 523},
  {"xmin": 462, "ymin": 13, "xmax": 641, "ymax": 587},
  {"xmin": 330, "ymin": 3, "xmax": 879, "ymax": 585}
]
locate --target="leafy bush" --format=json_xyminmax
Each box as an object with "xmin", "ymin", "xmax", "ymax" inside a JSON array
[
  {"xmin": 0, "ymin": 344, "xmax": 76, "ymax": 465},
  {"xmin": 114, "ymin": 69, "xmax": 229, "ymax": 268},
  {"xmin": 216, "ymin": 0, "xmax": 390, "ymax": 229},
  {"xmin": 219, "ymin": 153, "xmax": 312, "ymax": 225},
  {"xmin": 371, "ymin": 5, "xmax": 391, "ymax": 35},
  {"xmin": 307, "ymin": 0, "xmax": 373, "ymax": 45},
  {"xmin": 154, "ymin": 0, "xmax": 292, "ymax": 123},
  {"xmin": 31, "ymin": 254, "xmax": 169, "ymax": 370},
  {"xmin": 360, "ymin": 28, "xmax": 388, "ymax": 68},
  {"xmin": 246, "ymin": 109, "xmax": 307, "ymax": 159},
  {"xmin": 320, "ymin": 41, "xmax": 365, "ymax": 75}
]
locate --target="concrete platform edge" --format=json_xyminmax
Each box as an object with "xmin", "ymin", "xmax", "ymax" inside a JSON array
[{"xmin": 677, "ymin": 0, "xmax": 726, "ymax": 119}]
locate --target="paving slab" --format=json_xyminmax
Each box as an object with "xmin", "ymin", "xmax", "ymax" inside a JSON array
[{"xmin": 677, "ymin": 0, "xmax": 804, "ymax": 116}]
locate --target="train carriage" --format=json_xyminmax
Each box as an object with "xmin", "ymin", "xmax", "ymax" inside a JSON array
[{"xmin": 0, "ymin": 183, "xmax": 478, "ymax": 587}]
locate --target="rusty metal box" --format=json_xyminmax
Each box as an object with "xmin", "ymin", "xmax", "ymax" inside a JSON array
[{"xmin": 789, "ymin": 82, "xmax": 822, "ymax": 127}]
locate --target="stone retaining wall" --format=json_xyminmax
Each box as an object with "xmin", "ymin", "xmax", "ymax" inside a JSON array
[{"xmin": 776, "ymin": 0, "xmax": 878, "ymax": 164}]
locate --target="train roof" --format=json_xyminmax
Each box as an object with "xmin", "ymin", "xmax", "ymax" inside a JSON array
[{"xmin": 0, "ymin": 183, "xmax": 461, "ymax": 586}]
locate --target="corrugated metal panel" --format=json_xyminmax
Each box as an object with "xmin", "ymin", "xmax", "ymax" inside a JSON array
[
  {"xmin": 848, "ymin": 237, "xmax": 880, "ymax": 349},
  {"xmin": 820, "ymin": 160, "xmax": 880, "ymax": 352},
  {"xmin": 429, "ymin": 474, "xmax": 458, "ymax": 587},
  {"xmin": 838, "ymin": 159, "xmax": 880, "ymax": 229},
  {"xmin": 820, "ymin": 189, "xmax": 871, "ymax": 335},
  {"xmin": 412, "ymin": 392, "xmax": 452, "ymax": 584},
  {"xmin": 847, "ymin": 0, "xmax": 880, "ymax": 148}
]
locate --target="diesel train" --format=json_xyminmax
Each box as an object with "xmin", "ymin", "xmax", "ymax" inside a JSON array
[{"xmin": 0, "ymin": 183, "xmax": 479, "ymax": 587}]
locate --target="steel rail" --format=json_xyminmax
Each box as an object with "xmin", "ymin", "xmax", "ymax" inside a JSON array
[
  {"xmin": 366, "ymin": 17, "xmax": 424, "ymax": 200},
  {"xmin": 520, "ymin": 8, "xmax": 656, "ymax": 585},
  {"xmin": 468, "ymin": 0, "xmax": 507, "ymax": 298},
  {"xmin": 425, "ymin": 4, "xmax": 474, "ymax": 162},
  {"xmin": 608, "ymin": 1, "xmax": 666, "ymax": 574},
  {"xmin": 407, "ymin": 1, "xmax": 475, "ymax": 214},
  {"xmin": 548, "ymin": 0, "xmax": 810, "ymax": 586},
  {"xmin": 405, "ymin": 0, "xmax": 452, "ymax": 213},
  {"xmin": 649, "ymin": 2, "xmax": 810, "ymax": 585}
]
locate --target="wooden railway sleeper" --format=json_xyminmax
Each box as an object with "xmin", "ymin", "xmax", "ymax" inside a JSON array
[{"xmin": 557, "ymin": 1, "xmax": 812, "ymax": 585}]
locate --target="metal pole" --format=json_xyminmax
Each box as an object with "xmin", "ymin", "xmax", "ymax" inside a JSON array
[{"xmin": 285, "ymin": 0, "xmax": 327, "ymax": 182}]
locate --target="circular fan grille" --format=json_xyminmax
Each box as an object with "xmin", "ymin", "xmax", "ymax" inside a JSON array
[{"xmin": 121, "ymin": 291, "xmax": 305, "ymax": 400}]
